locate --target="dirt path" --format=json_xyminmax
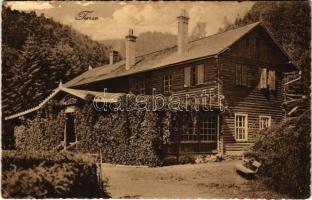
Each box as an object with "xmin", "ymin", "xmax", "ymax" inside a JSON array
[{"xmin": 102, "ymin": 160, "xmax": 282, "ymax": 198}]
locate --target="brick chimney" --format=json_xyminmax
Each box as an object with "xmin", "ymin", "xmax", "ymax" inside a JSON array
[
  {"xmin": 109, "ymin": 50, "xmax": 119, "ymax": 65},
  {"xmin": 177, "ymin": 9, "xmax": 189, "ymax": 54},
  {"xmin": 125, "ymin": 29, "xmax": 137, "ymax": 70}
]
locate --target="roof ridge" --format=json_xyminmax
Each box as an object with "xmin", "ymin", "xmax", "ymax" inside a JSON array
[{"xmin": 135, "ymin": 21, "xmax": 260, "ymax": 58}]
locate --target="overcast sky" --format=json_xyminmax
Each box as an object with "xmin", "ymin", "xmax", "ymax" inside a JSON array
[{"xmin": 5, "ymin": 1, "xmax": 254, "ymax": 41}]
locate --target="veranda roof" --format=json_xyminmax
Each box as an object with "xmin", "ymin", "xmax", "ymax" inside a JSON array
[{"xmin": 4, "ymin": 83, "xmax": 124, "ymax": 120}]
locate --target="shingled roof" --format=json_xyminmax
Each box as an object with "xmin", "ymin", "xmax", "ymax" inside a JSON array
[{"xmin": 64, "ymin": 22, "xmax": 264, "ymax": 88}]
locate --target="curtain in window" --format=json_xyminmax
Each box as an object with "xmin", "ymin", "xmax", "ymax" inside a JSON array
[{"xmin": 268, "ymin": 70, "xmax": 276, "ymax": 90}]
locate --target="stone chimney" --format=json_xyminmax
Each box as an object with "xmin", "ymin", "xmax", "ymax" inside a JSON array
[
  {"xmin": 109, "ymin": 50, "xmax": 119, "ymax": 65},
  {"xmin": 125, "ymin": 29, "xmax": 137, "ymax": 70},
  {"xmin": 177, "ymin": 9, "xmax": 189, "ymax": 54}
]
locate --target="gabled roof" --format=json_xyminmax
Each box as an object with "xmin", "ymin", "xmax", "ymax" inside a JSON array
[
  {"xmin": 65, "ymin": 22, "xmax": 264, "ymax": 87},
  {"xmin": 4, "ymin": 84, "xmax": 124, "ymax": 120}
]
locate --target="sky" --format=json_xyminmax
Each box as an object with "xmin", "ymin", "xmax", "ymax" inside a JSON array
[{"xmin": 5, "ymin": 1, "xmax": 255, "ymax": 41}]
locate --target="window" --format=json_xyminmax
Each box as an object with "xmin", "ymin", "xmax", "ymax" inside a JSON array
[
  {"xmin": 259, "ymin": 115, "xmax": 271, "ymax": 130},
  {"xmin": 184, "ymin": 64, "xmax": 205, "ymax": 87},
  {"xmin": 184, "ymin": 67, "xmax": 191, "ymax": 87},
  {"xmin": 199, "ymin": 114, "xmax": 217, "ymax": 141},
  {"xmin": 137, "ymin": 77, "xmax": 146, "ymax": 94},
  {"xmin": 245, "ymin": 38, "xmax": 249, "ymax": 48},
  {"xmin": 235, "ymin": 64, "xmax": 248, "ymax": 86},
  {"xmin": 268, "ymin": 70, "xmax": 276, "ymax": 90},
  {"xmin": 164, "ymin": 73, "xmax": 172, "ymax": 94},
  {"xmin": 197, "ymin": 64, "xmax": 205, "ymax": 85},
  {"xmin": 182, "ymin": 121, "xmax": 197, "ymax": 141},
  {"xmin": 181, "ymin": 113, "xmax": 217, "ymax": 142},
  {"xmin": 191, "ymin": 66, "xmax": 196, "ymax": 86},
  {"xmin": 259, "ymin": 68, "xmax": 275, "ymax": 90},
  {"xmin": 235, "ymin": 113, "xmax": 248, "ymax": 141}
]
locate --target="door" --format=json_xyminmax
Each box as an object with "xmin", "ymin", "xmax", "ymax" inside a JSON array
[{"xmin": 65, "ymin": 113, "xmax": 75, "ymax": 146}]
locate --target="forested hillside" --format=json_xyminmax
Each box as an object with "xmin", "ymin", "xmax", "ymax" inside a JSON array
[
  {"xmin": 102, "ymin": 31, "xmax": 177, "ymax": 59},
  {"xmin": 2, "ymin": 6, "xmax": 110, "ymax": 116},
  {"xmin": 219, "ymin": 1, "xmax": 310, "ymax": 96}
]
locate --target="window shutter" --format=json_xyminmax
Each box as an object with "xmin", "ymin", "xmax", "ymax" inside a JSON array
[
  {"xmin": 268, "ymin": 70, "xmax": 276, "ymax": 90},
  {"xmin": 235, "ymin": 64, "xmax": 241, "ymax": 85},
  {"xmin": 259, "ymin": 68, "xmax": 267, "ymax": 89},
  {"xmin": 184, "ymin": 67, "xmax": 191, "ymax": 87},
  {"xmin": 242, "ymin": 65, "xmax": 248, "ymax": 86},
  {"xmin": 197, "ymin": 64, "xmax": 204, "ymax": 85}
]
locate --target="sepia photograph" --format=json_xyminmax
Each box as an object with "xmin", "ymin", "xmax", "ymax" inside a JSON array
[{"xmin": 1, "ymin": 1, "xmax": 311, "ymax": 199}]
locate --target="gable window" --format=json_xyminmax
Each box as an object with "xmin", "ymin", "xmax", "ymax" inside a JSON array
[
  {"xmin": 259, "ymin": 115, "xmax": 271, "ymax": 130},
  {"xmin": 259, "ymin": 68, "xmax": 275, "ymax": 90},
  {"xmin": 235, "ymin": 64, "xmax": 248, "ymax": 86},
  {"xmin": 245, "ymin": 38, "xmax": 249, "ymax": 48},
  {"xmin": 235, "ymin": 113, "xmax": 248, "ymax": 141},
  {"xmin": 164, "ymin": 73, "xmax": 172, "ymax": 94}
]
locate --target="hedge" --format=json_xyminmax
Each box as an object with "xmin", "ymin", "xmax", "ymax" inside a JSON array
[
  {"xmin": 2, "ymin": 150, "xmax": 108, "ymax": 198},
  {"xmin": 252, "ymin": 111, "xmax": 310, "ymax": 198}
]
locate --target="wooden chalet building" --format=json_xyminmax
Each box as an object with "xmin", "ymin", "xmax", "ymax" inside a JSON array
[{"xmin": 4, "ymin": 10, "xmax": 296, "ymax": 156}]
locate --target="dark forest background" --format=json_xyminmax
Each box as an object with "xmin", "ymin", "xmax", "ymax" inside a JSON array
[{"xmin": 2, "ymin": 1, "xmax": 310, "ymax": 116}]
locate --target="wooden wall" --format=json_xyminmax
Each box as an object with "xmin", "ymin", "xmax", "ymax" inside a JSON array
[
  {"xmin": 219, "ymin": 27, "xmax": 289, "ymax": 155},
  {"xmin": 127, "ymin": 57, "xmax": 218, "ymax": 95}
]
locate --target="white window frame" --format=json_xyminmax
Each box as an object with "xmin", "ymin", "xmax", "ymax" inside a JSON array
[
  {"xmin": 259, "ymin": 115, "xmax": 272, "ymax": 130},
  {"xmin": 235, "ymin": 113, "xmax": 248, "ymax": 141},
  {"xmin": 163, "ymin": 74, "xmax": 172, "ymax": 94}
]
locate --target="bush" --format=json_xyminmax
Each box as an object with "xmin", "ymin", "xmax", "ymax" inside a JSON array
[
  {"xmin": 2, "ymin": 150, "xmax": 108, "ymax": 198},
  {"xmin": 252, "ymin": 111, "xmax": 310, "ymax": 198}
]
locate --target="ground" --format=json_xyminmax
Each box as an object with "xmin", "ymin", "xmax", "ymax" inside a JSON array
[{"xmin": 101, "ymin": 160, "xmax": 284, "ymax": 198}]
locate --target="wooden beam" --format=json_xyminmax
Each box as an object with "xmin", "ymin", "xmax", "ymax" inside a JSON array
[{"xmin": 288, "ymin": 106, "xmax": 299, "ymax": 116}]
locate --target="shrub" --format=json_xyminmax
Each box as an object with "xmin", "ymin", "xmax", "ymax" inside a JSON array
[
  {"xmin": 1, "ymin": 150, "xmax": 108, "ymax": 198},
  {"xmin": 252, "ymin": 111, "xmax": 310, "ymax": 198}
]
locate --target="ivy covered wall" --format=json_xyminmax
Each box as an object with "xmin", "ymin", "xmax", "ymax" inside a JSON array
[{"xmin": 15, "ymin": 95, "xmax": 176, "ymax": 166}]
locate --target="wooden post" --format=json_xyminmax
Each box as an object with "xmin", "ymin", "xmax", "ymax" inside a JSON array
[
  {"xmin": 64, "ymin": 115, "xmax": 67, "ymax": 151},
  {"xmin": 176, "ymin": 112, "xmax": 181, "ymax": 163}
]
